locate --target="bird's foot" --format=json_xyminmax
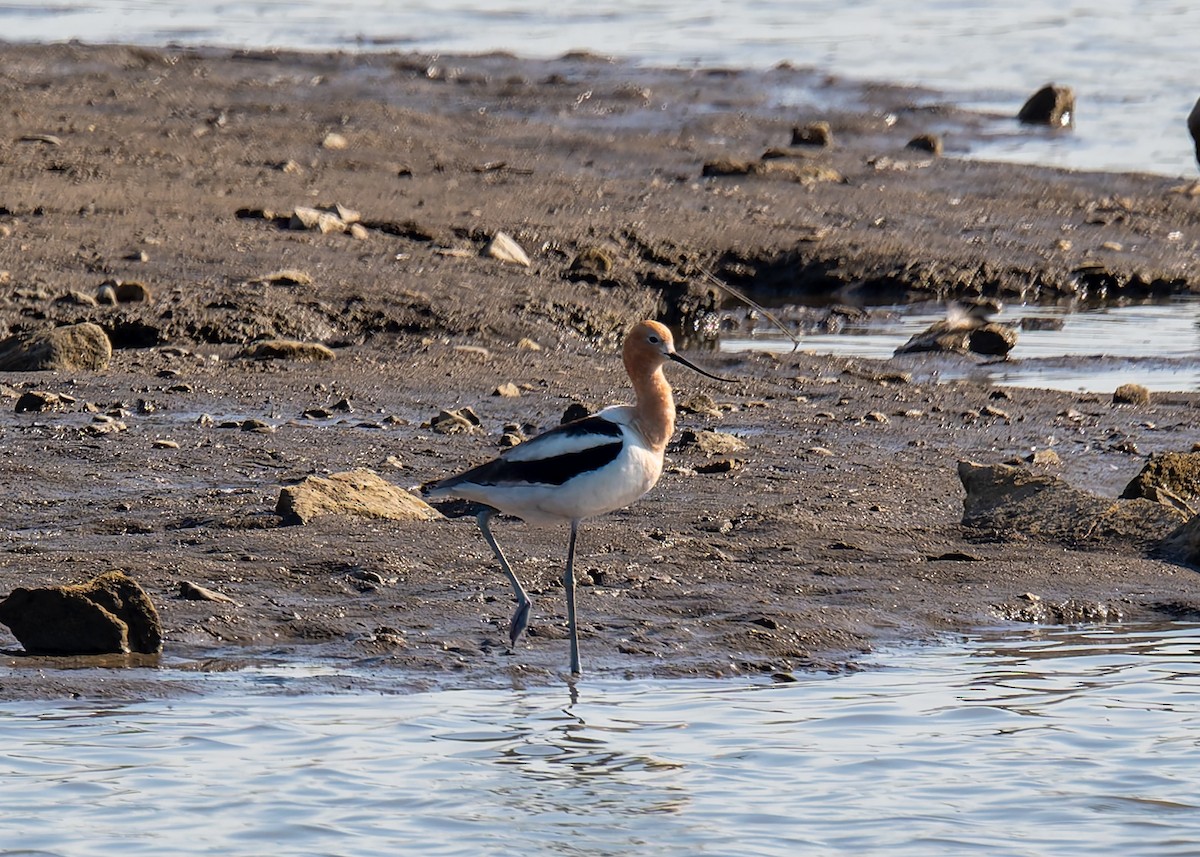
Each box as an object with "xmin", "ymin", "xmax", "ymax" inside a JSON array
[{"xmin": 509, "ymin": 598, "xmax": 532, "ymax": 645}]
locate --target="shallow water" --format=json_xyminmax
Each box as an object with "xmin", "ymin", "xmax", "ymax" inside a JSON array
[
  {"xmin": 722, "ymin": 297, "xmax": 1200, "ymax": 393},
  {"xmin": 1, "ymin": 0, "xmax": 1197, "ymax": 176},
  {"xmin": 7, "ymin": 622, "xmax": 1200, "ymax": 856}
]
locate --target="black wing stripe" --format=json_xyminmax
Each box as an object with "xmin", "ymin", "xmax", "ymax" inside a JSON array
[
  {"xmin": 449, "ymin": 441, "xmax": 623, "ymax": 488},
  {"xmin": 557, "ymin": 415, "xmax": 623, "ymax": 439}
]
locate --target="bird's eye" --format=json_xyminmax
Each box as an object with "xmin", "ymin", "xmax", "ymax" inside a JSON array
[{"xmin": 648, "ymin": 334, "xmax": 660, "ymax": 344}]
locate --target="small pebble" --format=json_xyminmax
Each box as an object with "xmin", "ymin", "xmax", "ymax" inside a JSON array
[{"xmin": 322, "ymin": 132, "xmax": 349, "ymax": 150}]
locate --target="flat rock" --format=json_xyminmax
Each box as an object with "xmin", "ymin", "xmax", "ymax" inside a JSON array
[
  {"xmin": 58, "ymin": 289, "xmax": 98, "ymax": 306},
  {"xmin": 673, "ymin": 429, "xmax": 748, "ymax": 456},
  {"xmin": 276, "ymin": 468, "xmax": 442, "ymax": 525},
  {"xmin": 15, "ymin": 390, "xmax": 65, "ymax": 413},
  {"xmin": 0, "ymin": 322, "xmax": 112, "ymax": 371},
  {"xmin": 0, "ymin": 570, "xmax": 162, "ymax": 655},
  {"xmin": 178, "ymin": 580, "xmax": 235, "ymax": 603},
  {"xmin": 238, "ymin": 339, "xmax": 336, "ymax": 361},
  {"xmin": 250, "ymin": 269, "xmax": 314, "ymax": 287},
  {"xmin": 993, "ymin": 596, "xmax": 1120, "ymax": 624}
]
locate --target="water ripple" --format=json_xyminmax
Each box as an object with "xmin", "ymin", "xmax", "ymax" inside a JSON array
[{"xmin": 5, "ymin": 624, "xmax": 1200, "ymax": 854}]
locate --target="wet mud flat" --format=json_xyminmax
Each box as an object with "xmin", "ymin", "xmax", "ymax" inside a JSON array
[{"xmin": 2, "ymin": 43, "xmax": 1200, "ymax": 698}]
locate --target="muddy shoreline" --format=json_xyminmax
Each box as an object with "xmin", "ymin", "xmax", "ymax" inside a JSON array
[{"xmin": 2, "ymin": 43, "xmax": 1200, "ymax": 699}]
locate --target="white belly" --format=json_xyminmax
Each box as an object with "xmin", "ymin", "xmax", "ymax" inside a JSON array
[{"xmin": 476, "ymin": 441, "xmax": 663, "ymax": 525}]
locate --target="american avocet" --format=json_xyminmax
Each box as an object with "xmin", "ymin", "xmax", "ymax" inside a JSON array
[
  {"xmin": 1190, "ymin": 97, "xmax": 1200, "ymax": 167},
  {"xmin": 425, "ymin": 320, "xmax": 731, "ymax": 675}
]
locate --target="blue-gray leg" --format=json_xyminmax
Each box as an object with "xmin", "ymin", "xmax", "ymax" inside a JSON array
[
  {"xmin": 476, "ymin": 509, "xmax": 532, "ymax": 646},
  {"xmin": 564, "ymin": 519, "xmax": 581, "ymax": 675}
]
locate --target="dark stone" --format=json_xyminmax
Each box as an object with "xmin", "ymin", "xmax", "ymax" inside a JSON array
[
  {"xmin": 112, "ymin": 280, "xmax": 152, "ymax": 303},
  {"xmin": 967, "ymin": 323, "xmax": 1018, "ymax": 356},
  {"xmin": 560, "ymin": 402, "xmax": 590, "ymax": 423},
  {"xmin": 0, "ymin": 571, "xmax": 162, "ymax": 655},
  {"xmin": 701, "ymin": 158, "xmax": 757, "ymax": 177},
  {"xmin": 14, "ymin": 391, "xmax": 64, "ymax": 413},
  {"xmin": 107, "ymin": 319, "xmax": 165, "ymax": 349},
  {"xmin": 1017, "ymin": 84, "xmax": 1075, "ymax": 127},
  {"xmin": 906, "ymin": 133, "xmax": 943, "ymax": 155},
  {"xmin": 791, "ymin": 121, "xmax": 832, "ymax": 147}
]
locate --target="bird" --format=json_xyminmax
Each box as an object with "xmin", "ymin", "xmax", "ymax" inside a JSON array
[
  {"xmin": 1189, "ymin": 96, "xmax": 1200, "ymax": 168},
  {"xmin": 944, "ymin": 298, "xmax": 1002, "ymax": 330},
  {"xmin": 424, "ymin": 320, "xmax": 731, "ymax": 676}
]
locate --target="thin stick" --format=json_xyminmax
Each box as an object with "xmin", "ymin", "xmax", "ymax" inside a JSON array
[{"xmin": 702, "ymin": 270, "xmax": 801, "ymax": 352}]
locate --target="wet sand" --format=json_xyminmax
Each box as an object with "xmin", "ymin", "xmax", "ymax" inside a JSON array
[{"xmin": 2, "ymin": 43, "xmax": 1200, "ymax": 698}]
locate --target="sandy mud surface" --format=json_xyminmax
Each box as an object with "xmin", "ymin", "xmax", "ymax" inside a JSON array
[{"xmin": 2, "ymin": 43, "xmax": 1200, "ymax": 698}]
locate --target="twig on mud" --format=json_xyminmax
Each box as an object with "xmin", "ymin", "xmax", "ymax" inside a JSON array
[{"xmin": 702, "ymin": 270, "xmax": 801, "ymax": 352}]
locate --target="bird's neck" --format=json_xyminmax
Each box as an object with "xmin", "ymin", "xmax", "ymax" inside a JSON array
[{"xmin": 629, "ymin": 365, "xmax": 675, "ymax": 452}]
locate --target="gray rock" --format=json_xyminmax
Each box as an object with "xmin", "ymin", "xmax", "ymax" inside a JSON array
[{"xmin": 993, "ymin": 596, "xmax": 1120, "ymax": 625}]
